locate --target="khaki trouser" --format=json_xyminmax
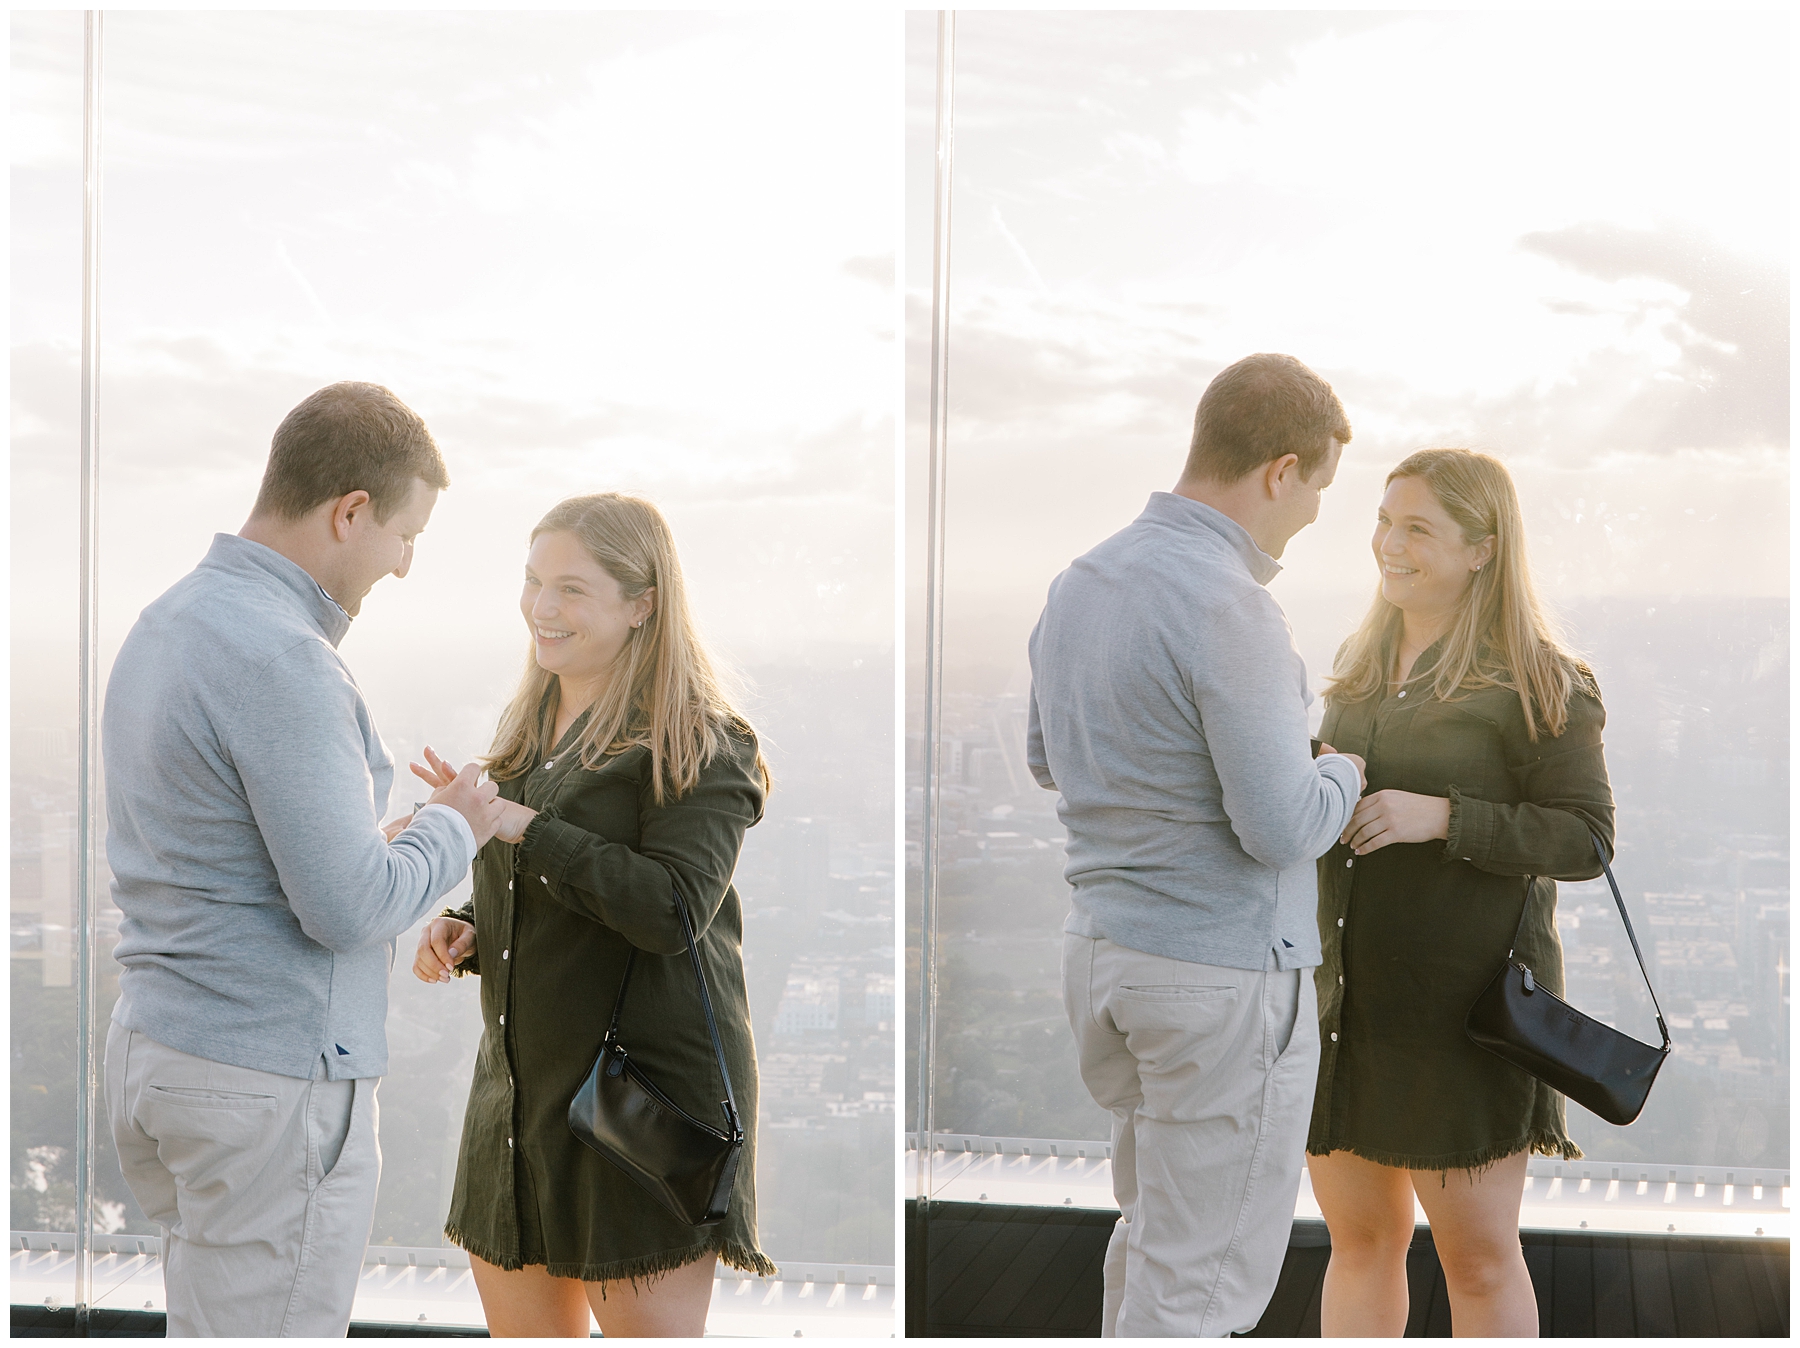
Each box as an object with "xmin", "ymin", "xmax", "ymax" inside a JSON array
[
  {"xmin": 104, "ymin": 1020, "xmax": 382, "ymax": 1337},
  {"xmin": 1062, "ymin": 934, "xmax": 1319, "ymax": 1337}
]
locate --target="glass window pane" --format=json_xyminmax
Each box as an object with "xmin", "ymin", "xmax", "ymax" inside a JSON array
[{"xmin": 11, "ymin": 11, "xmax": 87, "ymax": 1292}]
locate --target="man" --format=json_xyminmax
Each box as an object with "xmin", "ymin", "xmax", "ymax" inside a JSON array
[
  {"xmin": 102, "ymin": 382, "xmax": 507, "ymax": 1337},
  {"xmin": 1027, "ymin": 353, "xmax": 1367, "ymax": 1337}
]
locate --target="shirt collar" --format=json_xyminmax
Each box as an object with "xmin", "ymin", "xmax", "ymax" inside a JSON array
[
  {"xmin": 200, "ymin": 533, "xmax": 353, "ymax": 647},
  {"xmin": 1141, "ymin": 492, "xmax": 1283, "ymax": 586}
]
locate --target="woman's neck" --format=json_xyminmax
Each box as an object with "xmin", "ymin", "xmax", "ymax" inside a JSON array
[
  {"xmin": 551, "ymin": 673, "xmax": 607, "ymax": 742},
  {"xmin": 1393, "ymin": 608, "xmax": 1454, "ymax": 684},
  {"xmin": 1398, "ymin": 607, "xmax": 1453, "ymax": 657}
]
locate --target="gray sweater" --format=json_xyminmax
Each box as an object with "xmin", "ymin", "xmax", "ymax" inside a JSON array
[
  {"xmin": 105, "ymin": 533, "xmax": 474, "ymax": 1080},
  {"xmin": 1026, "ymin": 493, "xmax": 1360, "ymax": 971}
]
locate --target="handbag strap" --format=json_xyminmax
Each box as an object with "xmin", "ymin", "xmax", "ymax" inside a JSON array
[
  {"xmin": 601, "ymin": 883, "xmax": 743, "ymax": 1140},
  {"xmin": 1506, "ymin": 831, "xmax": 1670, "ymax": 1050}
]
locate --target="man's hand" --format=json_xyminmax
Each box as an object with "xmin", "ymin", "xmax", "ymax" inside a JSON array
[
  {"xmin": 381, "ymin": 813, "xmax": 415, "ymax": 843},
  {"xmin": 1318, "ymin": 743, "xmax": 1368, "ymax": 794},
  {"xmin": 428, "ymin": 760, "xmax": 506, "ymax": 849},
  {"xmin": 413, "ymin": 917, "xmax": 475, "ymax": 984},
  {"xmin": 1341, "ymin": 789, "xmax": 1450, "ymax": 854}
]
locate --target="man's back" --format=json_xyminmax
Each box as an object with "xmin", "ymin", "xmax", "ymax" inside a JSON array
[
  {"xmin": 1027, "ymin": 492, "xmax": 1359, "ymax": 972},
  {"xmin": 107, "ymin": 533, "xmax": 467, "ymax": 1080}
]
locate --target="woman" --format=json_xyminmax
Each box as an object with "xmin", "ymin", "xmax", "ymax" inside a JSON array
[
  {"xmin": 1308, "ymin": 449, "xmax": 1614, "ymax": 1338},
  {"xmin": 409, "ymin": 493, "xmax": 774, "ymax": 1337}
]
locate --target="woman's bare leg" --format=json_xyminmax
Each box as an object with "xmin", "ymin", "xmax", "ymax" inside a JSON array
[
  {"xmin": 1410, "ymin": 1151, "xmax": 1536, "ymax": 1337},
  {"xmin": 1308, "ymin": 1150, "xmax": 1416, "ymax": 1337},
  {"xmin": 468, "ymin": 1254, "xmax": 594, "ymax": 1337},
  {"xmin": 584, "ymin": 1251, "xmax": 718, "ymax": 1338}
]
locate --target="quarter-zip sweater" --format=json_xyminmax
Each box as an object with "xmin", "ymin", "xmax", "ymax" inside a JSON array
[
  {"xmin": 1027, "ymin": 493, "xmax": 1361, "ymax": 972},
  {"xmin": 105, "ymin": 532, "xmax": 474, "ymax": 1080}
]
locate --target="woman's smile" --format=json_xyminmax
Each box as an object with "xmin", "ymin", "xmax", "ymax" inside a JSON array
[
  {"xmin": 1371, "ymin": 475, "xmax": 1489, "ymax": 619},
  {"xmin": 519, "ymin": 529, "xmax": 648, "ymax": 687}
]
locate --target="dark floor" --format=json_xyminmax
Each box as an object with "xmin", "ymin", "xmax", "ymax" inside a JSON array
[
  {"xmin": 10, "ymin": 1307, "xmax": 494, "ymax": 1337},
  {"xmin": 906, "ymin": 1199, "xmax": 1791, "ymax": 1337}
]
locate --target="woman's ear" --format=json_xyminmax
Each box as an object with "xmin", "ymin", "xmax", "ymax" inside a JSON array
[
  {"xmin": 636, "ymin": 586, "xmax": 657, "ymax": 627},
  {"xmin": 1472, "ymin": 535, "xmax": 1496, "ymax": 571}
]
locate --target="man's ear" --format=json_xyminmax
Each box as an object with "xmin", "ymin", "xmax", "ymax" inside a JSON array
[
  {"xmin": 1265, "ymin": 453, "xmax": 1301, "ymax": 499},
  {"xmin": 328, "ymin": 490, "xmax": 373, "ymax": 543}
]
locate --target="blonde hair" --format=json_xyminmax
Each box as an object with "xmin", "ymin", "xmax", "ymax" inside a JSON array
[
  {"xmin": 1325, "ymin": 448, "xmax": 1585, "ymax": 741},
  {"xmin": 484, "ymin": 493, "xmax": 769, "ymax": 802}
]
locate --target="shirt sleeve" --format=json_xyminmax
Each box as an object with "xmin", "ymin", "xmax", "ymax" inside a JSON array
[
  {"xmin": 513, "ymin": 735, "xmax": 766, "ymax": 956},
  {"xmin": 413, "ymin": 802, "xmax": 477, "ymax": 866},
  {"xmin": 1190, "ymin": 589, "xmax": 1360, "ymax": 870},
  {"xmin": 1445, "ymin": 679, "xmax": 1615, "ymax": 880},
  {"xmin": 1025, "ymin": 683, "xmax": 1056, "ymax": 790},
  {"xmin": 226, "ymin": 641, "xmax": 474, "ymax": 953}
]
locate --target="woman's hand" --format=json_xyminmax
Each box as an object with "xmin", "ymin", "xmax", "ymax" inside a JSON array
[
  {"xmin": 413, "ymin": 917, "xmax": 476, "ymax": 984},
  {"xmin": 1342, "ymin": 789, "xmax": 1451, "ymax": 854},
  {"xmin": 495, "ymin": 799, "xmax": 537, "ymax": 845},
  {"xmin": 382, "ymin": 813, "xmax": 415, "ymax": 843},
  {"xmin": 409, "ymin": 745, "xmax": 459, "ymax": 792}
]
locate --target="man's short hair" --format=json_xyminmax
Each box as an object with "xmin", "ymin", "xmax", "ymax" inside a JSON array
[
  {"xmin": 252, "ymin": 382, "xmax": 449, "ymax": 523},
  {"xmin": 1182, "ymin": 353, "xmax": 1352, "ymax": 485}
]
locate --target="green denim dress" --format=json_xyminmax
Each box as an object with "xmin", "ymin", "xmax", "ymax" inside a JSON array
[
  {"xmin": 442, "ymin": 719, "xmax": 775, "ymax": 1282},
  {"xmin": 1308, "ymin": 644, "xmax": 1615, "ymax": 1171}
]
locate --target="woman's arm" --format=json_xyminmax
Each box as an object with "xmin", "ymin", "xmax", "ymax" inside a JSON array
[
  {"xmin": 1446, "ymin": 682, "xmax": 1615, "ymax": 880},
  {"xmin": 513, "ymin": 737, "xmax": 765, "ymax": 955}
]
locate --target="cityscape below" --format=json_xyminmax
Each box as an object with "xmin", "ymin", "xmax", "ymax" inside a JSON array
[{"xmin": 907, "ymin": 596, "xmax": 1788, "ymax": 1174}]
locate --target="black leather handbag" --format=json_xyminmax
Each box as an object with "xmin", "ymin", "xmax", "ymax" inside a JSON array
[
  {"xmin": 568, "ymin": 886, "xmax": 744, "ymax": 1226},
  {"xmin": 1465, "ymin": 832, "xmax": 1672, "ymax": 1127}
]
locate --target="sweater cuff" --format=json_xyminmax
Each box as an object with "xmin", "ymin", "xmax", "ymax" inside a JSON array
[
  {"xmin": 416, "ymin": 802, "xmax": 477, "ymax": 866},
  {"xmin": 1444, "ymin": 784, "xmax": 1492, "ymax": 865}
]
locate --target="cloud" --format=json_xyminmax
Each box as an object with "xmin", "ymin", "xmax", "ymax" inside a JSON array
[{"xmin": 1517, "ymin": 222, "xmax": 1788, "ymax": 454}]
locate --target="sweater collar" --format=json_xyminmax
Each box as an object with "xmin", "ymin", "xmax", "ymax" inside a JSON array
[
  {"xmin": 200, "ymin": 533, "xmax": 353, "ymax": 648},
  {"xmin": 1141, "ymin": 492, "xmax": 1283, "ymax": 586}
]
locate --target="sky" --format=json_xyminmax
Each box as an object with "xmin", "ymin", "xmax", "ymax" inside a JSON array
[
  {"xmin": 14, "ymin": 11, "xmax": 898, "ymax": 750},
  {"xmin": 903, "ymin": 10, "xmax": 1788, "ymax": 692}
]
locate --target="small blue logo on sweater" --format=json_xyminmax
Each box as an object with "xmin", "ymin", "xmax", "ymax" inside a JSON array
[{"xmin": 335, "ymin": 1044, "xmax": 350, "ymax": 1055}]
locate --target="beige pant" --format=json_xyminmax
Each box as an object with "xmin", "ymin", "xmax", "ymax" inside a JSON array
[
  {"xmin": 1063, "ymin": 934, "xmax": 1319, "ymax": 1337},
  {"xmin": 104, "ymin": 1020, "xmax": 382, "ymax": 1337}
]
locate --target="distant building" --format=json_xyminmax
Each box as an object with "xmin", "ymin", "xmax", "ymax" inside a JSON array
[{"xmin": 775, "ymin": 972, "xmax": 840, "ymax": 1035}]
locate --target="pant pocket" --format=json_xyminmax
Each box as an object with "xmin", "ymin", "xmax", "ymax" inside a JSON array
[
  {"xmin": 311, "ymin": 1078, "xmax": 355, "ymax": 1180},
  {"xmin": 1112, "ymin": 984, "xmax": 1238, "ymax": 1031},
  {"xmin": 145, "ymin": 1084, "xmax": 279, "ymax": 1110}
]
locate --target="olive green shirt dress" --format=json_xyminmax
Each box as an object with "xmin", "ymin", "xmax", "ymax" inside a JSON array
[
  {"xmin": 1308, "ymin": 643, "xmax": 1615, "ymax": 1172},
  {"xmin": 442, "ymin": 717, "xmax": 775, "ymax": 1282}
]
